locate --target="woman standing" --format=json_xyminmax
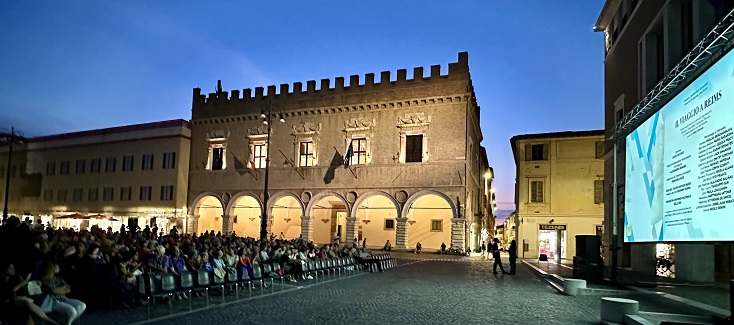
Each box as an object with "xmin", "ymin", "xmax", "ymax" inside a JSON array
[
  {"xmin": 41, "ymin": 261, "xmax": 86, "ymax": 325},
  {"xmin": 508, "ymin": 240, "xmax": 518, "ymax": 275}
]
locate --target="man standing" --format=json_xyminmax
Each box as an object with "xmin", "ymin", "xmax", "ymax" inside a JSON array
[{"xmin": 491, "ymin": 238, "xmax": 508, "ymax": 275}]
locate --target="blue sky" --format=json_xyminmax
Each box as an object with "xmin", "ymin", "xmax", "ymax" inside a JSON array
[{"xmin": 0, "ymin": 1, "xmax": 605, "ymax": 213}]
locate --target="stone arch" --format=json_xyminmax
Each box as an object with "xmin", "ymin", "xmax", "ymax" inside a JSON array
[
  {"xmin": 401, "ymin": 190, "xmax": 456, "ymax": 251},
  {"xmin": 190, "ymin": 192, "xmax": 225, "ymax": 235},
  {"xmin": 351, "ymin": 191, "xmax": 401, "ymax": 249},
  {"xmin": 401, "ymin": 190, "xmax": 457, "ymax": 219},
  {"xmin": 305, "ymin": 191, "xmax": 351, "ymax": 245},
  {"xmin": 227, "ymin": 192, "xmax": 263, "ymax": 238},
  {"xmin": 267, "ymin": 191, "xmax": 305, "ymax": 239}
]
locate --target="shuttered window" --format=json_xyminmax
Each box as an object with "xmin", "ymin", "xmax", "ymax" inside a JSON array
[
  {"xmin": 405, "ymin": 135, "xmax": 423, "ymax": 163},
  {"xmin": 530, "ymin": 180, "xmax": 544, "ymax": 203},
  {"xmin": 525, "ymin": 144, "xmax": 548, "ymax": 161},
  {"xmin": 594, "ymin": 180, "xmax": 604, "ymax": 204}
]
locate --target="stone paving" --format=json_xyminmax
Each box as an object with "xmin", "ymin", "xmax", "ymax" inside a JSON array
[{"xmin": 80, "ymin": 258, "xmax": 719, "ymax": 325}]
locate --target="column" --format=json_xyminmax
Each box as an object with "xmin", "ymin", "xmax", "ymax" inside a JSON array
[
  {"xmin": 187, "ymin": 214, "xmax": 200, "ymax": 235},
  {"xmin": 451, "ymin": 218, "xmax": 466, "ymax": 250},
  {"xmin": 395, "ymin": 217, "xmax": 408, "ymax": 250},
  {"xmin": 345, "ymin": 217, "xmax": 358, "ymax": 245},
  {"xmin": 301, "ymin": 215, "xmax": 313, "ymax": 242},
  {"xmin": 221, "ymin": 215, "xmax": 233, "ymax": 235}
]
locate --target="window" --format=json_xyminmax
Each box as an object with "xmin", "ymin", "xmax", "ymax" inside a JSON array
[
  {"xmin": 350, "ymin": 138, "xmax": 368, "ymax": 165},
  {"xmin": 595, "ymin": 141, "xmax": 605, "ymax": 159},
  {"xmin": 57, "ymin": 189, "xmax": 68, "ymax": 202},
  {"xmin": 140, "ymin": 186, "xmax": 152, "ymax": 201},
  {"xmin": 160, "ymin": 185, "xmax": 174, "ymax": 201},
  {"xmin": 384, "ymin": 219, "xmax": 395, "ymax": 230},
  {"xmin": 530, "ymin": 180, "xmax": 544, "ymax": 203},
  {"xmin": 90, "ymin": 159, "xmax": 101, "ymax": 173},
  {"xmin": 405, "ymin": 135, "xmax": 423, "ymax": 163},
  {"xmin": 73, "ymin": 188, "xmax": 83, "ymax": 202},
  {"xmin": 253, "ymin": 144, "xmax": 267, "ymax": 169},
  {"xmin": 431, "ymin": 220, "xmax": 443, "ymax": 232},
  {"xmin": 46, "ymin": 162, "xmax": 55, "ymax": 176},
  {"xmin": 299, "ymin": 141, "xmax": 314, "ymax": 167},
  {"xmin": 75, "ymin": 160, "xmax": 85, "ymax": 174},
  {"xmin": 60, "ymin": 161, "xmax": 70, "ymax": 175},
  {"xmin": 211, "ymin": 147, "xmax": 224, "ymax": 170},
  {"xmin": 88, "ymin": 188, "xmax": 98, "ymax": 202},
  {"xmin": 526, "ymin": 144, "xmax": 547, "ymax": 161},
  {"xmin": 105, "ymin": 157, "xmax": 116, "ymax": 173},
  {"xmin": 122, "ymin": 155, "xmax": 134, "ymax": 171},
  {"xmin": 43, "ymin": 189, "xmax": 53, "ymax": 202},
  {"xmin": 103, "ymin": 187, "xmax": 114, "ymax": 201},
  {"xmin": 594, "ymin": 180, "xmax": 604, "ymax": 204},
  {"xmin": 162, "ymin": 152, "xmax": 176, "ymax": 169},
  {"xmin": 141, "ymin": 154, "xmax": 154, "ymax": 170},
  {"xmin": 120, "ymin": 186, "xmax": 132, "ymax": 201}
]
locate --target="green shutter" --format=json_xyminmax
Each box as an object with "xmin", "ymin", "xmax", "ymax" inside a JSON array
[{"xmin": 525, "ymin": 144, "xmax": 532, "ymax": 161}]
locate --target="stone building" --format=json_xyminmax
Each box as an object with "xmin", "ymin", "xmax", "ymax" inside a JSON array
[
  {"xmin": 596, "ymin": 0, "xmax": 734, "ymax": 282},
  {"xmin": 0, "ymin": 120, "xmax": 191, "ymax": 232},
  {"xmin": 187, "ymin": 52, "xmax": 491, "ymax": 251},
  {"xmin": 511, "ymin": 130, "xmax": 605, "ymax": 261}
]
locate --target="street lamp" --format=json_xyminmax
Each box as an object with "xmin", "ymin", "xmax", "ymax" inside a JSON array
[
  {"xmin": 1, "ymin": 127, "xmax": 26, "ymax": 221},
  {"xmin": 259, "ymin": 105, "xmax": 284, "ymax": 241}
]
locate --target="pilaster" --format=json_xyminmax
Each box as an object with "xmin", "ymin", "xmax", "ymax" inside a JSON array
[
  {"xmin": 345, "ymin": 217, "xmax": 358, "ymax": 245},
  {"xmin": 221, "ymin": 214, "xmax": 233, "ymax": 235},
  {"xmin": 451, "ymin": 218, "xmax": 466, "ymax": 250},
  {"xmin": 301, "ymin": 215, "xmax": 313, "ymax": 242},
  {"xmin": 187, "ymin": 214, "xmax": 200, "ymax": 235},
  {"xmin": 395, "ymin": 217, "xmax": 409, "ymax": 250}
]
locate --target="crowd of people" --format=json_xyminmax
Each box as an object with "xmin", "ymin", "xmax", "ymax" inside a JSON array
[{"xmin": 0, "ymin": 216, "xmax": 373, "ymax": 325}]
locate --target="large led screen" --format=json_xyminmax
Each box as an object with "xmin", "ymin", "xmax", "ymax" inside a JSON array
[{"xmin": 625, "ymin": 49, "xmax": 734, "ymax": 242}]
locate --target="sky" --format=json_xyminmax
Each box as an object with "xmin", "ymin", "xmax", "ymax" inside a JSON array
[{"xmin": 0, "ymin": 1, "xmax": 605, "ymax": 215}]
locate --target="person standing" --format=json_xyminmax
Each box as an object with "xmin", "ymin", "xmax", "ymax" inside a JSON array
[
  {"xmin": 508, "ymin": 240, "xmax": 518, "ymax": 275},
  {"xmin": 362, "ymin": 238, "xmax": 367, "ymax": 250},
  {"xmin": 491, "ymin": 238, "xmax": 508, "ymax": 275},
  {"xmin": 480, "ymin": 241, "xmax": 486, "ymax": 258}
]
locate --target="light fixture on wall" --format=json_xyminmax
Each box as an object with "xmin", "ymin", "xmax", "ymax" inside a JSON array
[
  {"xmin": 407, "ymin": 220, "xmax": 416, "ymax": 225},
  {"xmin": 321, "ymin": 218, "xmax": 330, "ymax": 223},
  {"xmin": 549, "ymin": 219, "xmax": 555, "ymax": 223},
  {"xmin": 284, "ymin": 217, "xmax": 292, "ymax": 222},
  {"xmin": 249, "ymin": 217, "xmax": 256, "ymax": 222},
  {"xmin": 362, "ymin": 219, "xmax": 371, "ymax": 224}
]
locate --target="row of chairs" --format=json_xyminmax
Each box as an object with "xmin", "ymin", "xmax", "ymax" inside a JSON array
[
  {"xmin": 136, "ymin": 256, "xmax": 365, "ymax": 318},
  {"xmin": 370, "ymin": 254, "xmax": 397, "ymax": 272}
]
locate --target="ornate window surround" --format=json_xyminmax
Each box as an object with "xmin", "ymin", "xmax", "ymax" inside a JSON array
[
  {"xmin": 343, "ymin": 117, "xmax": 375, "ymax": 165},
  {"xmin": 206, "ymin": 130, "xmax": 228, "ymax": 170},
  {"xmin": 291, "ymin": 122, "xmax": 322, "ymax": 167},
  {"xmin": 247, "ymin": 126, "xmax": 269, "ymax": 168},
  {"xmin": 397, "ymin": 113, "xmax": 431, "ymax": 163}
]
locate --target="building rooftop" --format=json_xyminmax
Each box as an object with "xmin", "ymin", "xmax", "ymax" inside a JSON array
[
  {"xmin": 510, "ymin": 129, "xmax": 604, "ymax": 145},
  {"xmin": 26, "ymin": 119, "xmax": 191, "ymax": 143}
]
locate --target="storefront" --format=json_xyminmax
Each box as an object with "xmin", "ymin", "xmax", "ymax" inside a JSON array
[{"xmin": 538, "ymin": 224, "xmax": 566, "ymax": 262}]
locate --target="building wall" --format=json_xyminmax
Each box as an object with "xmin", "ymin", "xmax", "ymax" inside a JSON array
[
  {"xmin": 0, "ymin": 120, "xmax": 191, "ymax": 233},
  {"xmin": 513, "ymin": 133, "xmax": 605, "ymax": 260},
  {"xmin": 187, "ymin": 52, "xmax": 487, "ymax": 250}
]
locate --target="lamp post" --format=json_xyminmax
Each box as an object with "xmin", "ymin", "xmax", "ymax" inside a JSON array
[
  {"xmin": 1, "ymin": 127, "xmax": 25, "ymax": 221},
  {"xmin": 259, "ymin": 106, "xmax": 284, "ymax": 241}
]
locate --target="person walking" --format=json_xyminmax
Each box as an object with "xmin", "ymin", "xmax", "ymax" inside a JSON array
[
  {"xmin": 508, "ymin": 240, "xmax": 518, "ymax": 275},
  {"xmin": 491, "ymin": 238, "xmax": 508, "ymax": 275}
]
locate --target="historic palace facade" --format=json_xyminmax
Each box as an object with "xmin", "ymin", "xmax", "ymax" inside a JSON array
[{"xmin": 187, "ymin": 52, "xmax": 492, "ymax": 251}]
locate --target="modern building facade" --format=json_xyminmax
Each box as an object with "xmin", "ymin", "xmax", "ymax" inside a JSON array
[
  {"xmin": 596, "ymin": 0, "xmax": 734, "ymax": 282},
  {"xmin": 187, "ymin": 52, "xmax": 491, "ymax": 251},
  {"xmin": 511, "ymin": 131, "xmax": 605, "ymax": 261},
  {"xmin": 0, "ymin": 120, "xmax": 191, "ymax": 233}
]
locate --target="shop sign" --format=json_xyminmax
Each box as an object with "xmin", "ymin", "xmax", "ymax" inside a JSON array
[
  {"xmin": 595, "ymin": 225, "xmax": 603, "ymax": 232},
  {"xmin": 539, "ymin": 224, "xmax": 566, "ymax": 231}
]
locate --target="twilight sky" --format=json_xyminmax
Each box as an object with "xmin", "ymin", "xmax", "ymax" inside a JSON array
[{"xmin": 0, "ymin": 1, "xmax": 605, "ymax": 214}]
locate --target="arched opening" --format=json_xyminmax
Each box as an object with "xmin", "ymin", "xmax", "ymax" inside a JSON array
[
  {"xmin": 195, "ymin": 195, "xmax": 223, "ymax": 235},
  {"xmin": 270, "ymin": 195, "xmax": 303, "ymax": 239},
  {"xmin": 354, "ymin": 194, "xmax": 399, "ymax": 249},
  {"xmin": 406, "ymin": 194, "xmax": 453, "ymax": 251},
  {"xmin": 309, "ymin": 195, "xmax": 349, "ymax": 245},
  {"xmin": 230, "ymin": 195, "xmax": 261, "ymax": 238}
]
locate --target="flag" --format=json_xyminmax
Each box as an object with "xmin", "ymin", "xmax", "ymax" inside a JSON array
[
  {"xmin": 250, "ymin": 160, "xmax": 256, "ymax": 170},
  {"xmin": 343, "ymin": 142, "xmax": 353, "ymax": 169}
]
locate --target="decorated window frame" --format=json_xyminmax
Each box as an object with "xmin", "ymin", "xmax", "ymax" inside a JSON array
[
  {"xmin": 397, "ymin": 113, "xmax": 430, "ymax": 163},
  {"xmin": 206, "ymin": 130, "xmax": 228, "ymax": 171},
  {"xmin": 343, "ymin": 117, "xmax": 375, "ymax": 166}
]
